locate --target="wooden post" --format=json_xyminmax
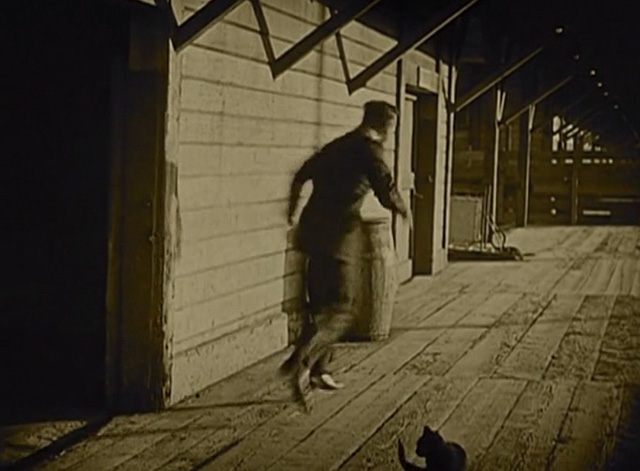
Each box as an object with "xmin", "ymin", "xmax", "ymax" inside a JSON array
[
  {"xmin": 516, "ymin": 105, "xmax": 535, "ymax": 226},
  {"xmin": 490, "ymin": 87, "xmax": 507, "ymax": 225},
  {"xmin": 571, "ymin": 135, "xmax": 583, "ymax": 224}
]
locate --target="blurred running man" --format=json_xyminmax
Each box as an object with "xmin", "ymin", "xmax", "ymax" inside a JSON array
[{"xmin": 282, "ymin": 100, "xmax": 410, "ymax": 410}]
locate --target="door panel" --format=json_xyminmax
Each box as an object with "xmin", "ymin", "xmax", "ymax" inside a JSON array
[{"xmin": 395, "ymin": 95, "xmax": 416, "ymax": 281}]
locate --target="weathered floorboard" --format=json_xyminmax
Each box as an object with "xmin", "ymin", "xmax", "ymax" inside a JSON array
[
  {"xmin": 339, "ymin": 377, "xmax": 478, "ymax": 471},
  {"xmin": 496, "ymin": 294, "xmax": 583, "ymax": 380},
  {"xmin": 544, "ymin": 295, "xmax": 615, "ymax": 381},
  {"xmin": 30, "ymin": 227, "xmax": 640, "ymax": 471},
  {"xmin": 448, "ymin": 293, "xmax": 552, "ymax": 377},
  {"xmin": 197, "ymin": 330, "xmax": 442, "ymax": 471},
  {"xmin": 593, "ymin": 296, "xmax": 640, "ymax": 385},
  {"xmin": 547, "ymin": 381, "xmax": 622, "ymax": 471},
  {"xmin": 437, "ymin": 378, "xmax": 528, "ymax": 468},
  {"xmin": 473, "ymin": 380, "xmax": 577, "ymax": 471}
]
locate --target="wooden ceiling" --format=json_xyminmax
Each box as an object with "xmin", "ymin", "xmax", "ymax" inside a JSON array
[{"xmin": 320, "ymin": 0, "xmax": 639, "ymax": 155}]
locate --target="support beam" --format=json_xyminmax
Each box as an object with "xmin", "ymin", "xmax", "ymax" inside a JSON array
[
  {"xmin": 455, "ymin": 44, "xmax": 546, "ymax": 113},
  {"xmin": 489, "ymin": 87, "xmax": 507, "ymax": 226},
  {"xmin": 565, "ymin": 110, "xmax": 605, "ymax": 139},
  {"xmin": 347, "ymin": 0, "xmax": 482, "ymax": 94},
  {"xmin": 620, "ymin": 113, "xmax": 640, "ymax": 144},
  {"xmin": 559, "ymin": 106, "xmax": 603, "ymax": 134},
  {"xmin": 516, "ymin": 105, "xmax": 535, "ymax": 227},
  {"xmin": 531, "ymin": 92, "xmax": 594, "ymax": 133},
  {"xmin": 335, "ymin": 30, "xmax": 351, "ymax": 82},
  {"xmin": 501, "ymin": 74, "xmax": 575, "ymax": 126},
  {"xmin": 570, "ymin": 135, "xmax": 583, "ymax": 224},
  {"xmin": 173, "ymin": 0, "xmax": 246, "ymax": 51},
  {"xmin": 269, "ymin": 0, "xmax": 383, "ymax": 77},
  {"xmin": 154, "ymin": 0, "xmax": 178, "ymax": 32}
]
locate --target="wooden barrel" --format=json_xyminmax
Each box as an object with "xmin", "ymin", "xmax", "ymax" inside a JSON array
[{"xmin": 350, "ymin": 217, "xmax": 398, "ymax": 341}]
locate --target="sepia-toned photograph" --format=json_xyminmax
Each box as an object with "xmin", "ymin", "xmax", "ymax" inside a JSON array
[{"xmin": 2, "ymin": 0, "xmax": 639, "ymax": 469}]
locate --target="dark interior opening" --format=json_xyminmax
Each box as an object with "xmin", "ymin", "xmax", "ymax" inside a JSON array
[{"xmin": 2, "ymin": 0, "xmax": 129, "ymax": 424}]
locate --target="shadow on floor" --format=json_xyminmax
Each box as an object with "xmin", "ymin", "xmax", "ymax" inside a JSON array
[{"xmin": 606, "ymin": 386, "xmax": 640, "ymax": 471}]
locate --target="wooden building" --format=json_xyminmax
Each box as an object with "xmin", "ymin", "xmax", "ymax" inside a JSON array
[
  {"xmin": 161, "ymin": 0, "xmax": 460, "ymax": 405},
  {"xmin": 4, "ymin": 0, "xmax": 464, "ymax": 422},
  {"xmin": 4, "ymin": 4, "xmax": 640, "ymax": 465}
]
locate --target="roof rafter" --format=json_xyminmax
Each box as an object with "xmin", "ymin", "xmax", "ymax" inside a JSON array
[
  {"xmin": 267, "ymin": 0, "xmax": 384, "ymax": 78},
  {"xmin": 501, "ymin": 74, "xmax": 575, "ymax": 126},
  {"xmin": 347, "ymin": 0, "xmax": 482, "ymax": 94},
  {"xmin": 173, "ymin": 0, "xmax": 246, "ymax": 51}
]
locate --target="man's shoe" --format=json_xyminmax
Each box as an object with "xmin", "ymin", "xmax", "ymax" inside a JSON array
[{"xmin": 310, "ymin": 373, "xmax": 344, "ymax": 390}]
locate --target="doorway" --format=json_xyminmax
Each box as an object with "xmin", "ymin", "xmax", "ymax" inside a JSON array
[
  {"xmin": 2, "ymin": 0, "xmax": 169, "ymax": 428},
  {"xmin": 2, "ymin": 1, "xmax": 130, "ymax": 423},
  {"xmin": 398, "ymin": 90, "xmax": 440, "ymax": 276}
]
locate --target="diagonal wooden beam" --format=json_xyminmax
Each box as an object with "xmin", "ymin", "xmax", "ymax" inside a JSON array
[
  {"xmin": 559, "ymin": 105, "xmax": 602, "ymax": 134},
  {"xmin": 501, "ymin": 74, "xmax": 575, "ymax": 126},
  {"xmin": 454, "ymin": 44, "xmax": 546, "ymax": 113},
  {"xmin": 531, "ymin": 91, "xmax": 594, "ymax": 133},
  {"xmin": 335, "ymin": 30, "xmax": 352, "ymax": 82},
  {"xmin": 565, "ymin": 109, "xmax": 605, "ymax": 137},
  {"xmin": 173, "ymin": 0, "xmax": 246, "ymax": 51},
  {"xmin": 270, "ymin": 0, "xmax": 383, "ymax": 78},
  {"xmin": 250, "ymin": 0, "xmax": 276, "ymax": 64},
  {"xmin": 347, "ymin": 0, "xmax": 482, "ymax": 94},
  {"xmin": 620, "ymin": 113, "xmax": 640, "ymax": 144}
]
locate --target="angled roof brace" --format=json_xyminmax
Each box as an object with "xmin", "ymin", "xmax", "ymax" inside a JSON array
[
  {"xmin": 347, "ymin": 0, "xmax": 482, "ymax": 94},
  {"xmin": 531, "ymin": 91, "xmax": 594, "ymax": 133},
  {"xmin": 454, "ymin": 44, "xmax": 546, "ymax": 113},
  {"xmin": 620, "ymin": 113, "xmax": 640, "ymax": 144},
  {"xmin": 565, "ymin": 114, "xmax": 603, "ymax": 139},
  {"xmin": 562, "ymin": 107, "xmax": 605, "ymax": 135},
  {"xmin": 273, "ymin": 0, "xmax": 383, "ymax": 78},
  {"xmin": 249, "ymin": 0, "xmax": 382, "ymax": 79},
  {"xmin": 501, "ymin": 74, "xmax": 575, "ymax": 126},
  {"xmin": 250, "ymin": 0, "xmax": 276, "ymax": 64},
  {"xmin": 568, "ymin": 115, "xmax": 622, "ymax": 144},
  {"xmin": 334, "ymin": 28, "xmax": 352, "ymax": 82},
  {"xmin": 172, "ymin": 0, "xmax": 248, "ymax": 51}
]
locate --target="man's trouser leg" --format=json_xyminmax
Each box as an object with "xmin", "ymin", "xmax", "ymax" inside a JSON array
[
  {"xmin": 280, "ymin": 253, "xmax": 316, "ymax": 374},
  {"xmin": 300, "ymin": 254, "xmax": 357, "ymax": 376}
]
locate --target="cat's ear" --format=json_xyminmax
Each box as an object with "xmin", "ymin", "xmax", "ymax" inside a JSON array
[{"xmin": 423, "ymin": 425, "xmax": 435, "ymax": 435}]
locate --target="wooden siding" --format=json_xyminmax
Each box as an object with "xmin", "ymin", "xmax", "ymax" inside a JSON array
[{"xmin": 164, "ymin": 0, "xmax": 414, "ymax": 403}]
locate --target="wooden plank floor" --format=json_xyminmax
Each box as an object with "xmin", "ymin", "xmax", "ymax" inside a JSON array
[{"xmin": 33, "ymin": 226, "xmax": 640, "ymax": 471}]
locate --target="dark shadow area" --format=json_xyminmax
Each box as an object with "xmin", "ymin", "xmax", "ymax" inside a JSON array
[
  {"xmin": 606, "ymin": 386, "xmax": 640, "ymax": 471},
  {"xmin": 1, "ymin": 0, "xmax": 127, "ymax": 429}
]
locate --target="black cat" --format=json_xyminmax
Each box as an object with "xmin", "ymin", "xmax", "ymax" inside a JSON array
[{"xmin": 398, "ymin": 426, "xmax": 467, "ymax": 471}]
